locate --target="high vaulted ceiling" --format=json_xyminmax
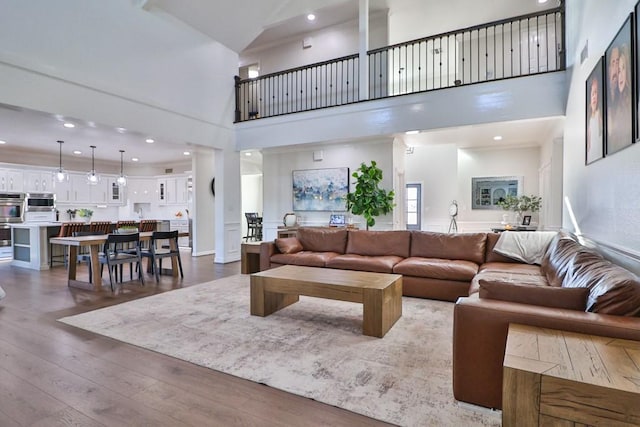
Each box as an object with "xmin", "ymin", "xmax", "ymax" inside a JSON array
[{"xmin": 0, "ymin": 0, "xmax": 562, "ymax": 166}]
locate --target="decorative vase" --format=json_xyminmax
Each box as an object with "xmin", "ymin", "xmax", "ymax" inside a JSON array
[{"xmin": 283, "ymin": 212, "xmax": 297, "ymax": 227}]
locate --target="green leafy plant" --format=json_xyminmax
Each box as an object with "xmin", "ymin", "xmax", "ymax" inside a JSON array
[
  {"xmin": 346, "ymin": 161, "xmax": 395, "ymax": 230},
  {"xmin": 497, "ymin": 195, "xmax": 542, "ymax": 215},
  {"xmin": 76, "ymin": 208, "xmax": 94, "ymax": 218}
]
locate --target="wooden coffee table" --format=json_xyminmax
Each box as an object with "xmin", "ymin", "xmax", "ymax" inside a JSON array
[{"xmin": 250, "ymin": 265, "xmax": 403, "ymax": 338}]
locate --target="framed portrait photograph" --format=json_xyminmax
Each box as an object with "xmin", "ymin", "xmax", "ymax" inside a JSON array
[
  {"xmin": 605, "ymin": 15, "xmax": 634, "ymax": 156},
  {"xmin": 522, "ymin": 215, "xmax": 532, "ymax": 226},
  {"xmin": 585, "ymin": 56, "xmax": 605, "ymax": 164}
]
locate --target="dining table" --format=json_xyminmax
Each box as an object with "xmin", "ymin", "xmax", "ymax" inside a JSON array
[{"xmin": 49, "ymin": 231, "xmax": 189, "ymax": 291}]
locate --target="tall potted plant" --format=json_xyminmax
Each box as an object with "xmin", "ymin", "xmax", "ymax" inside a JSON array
[{"xmin": 346, "ymin": 161, "xmax": 395, "ymax": 230}]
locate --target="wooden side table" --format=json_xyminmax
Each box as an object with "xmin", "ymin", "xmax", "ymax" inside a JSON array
[
  {"xmin": 503, "ymin": 324, "xmax": 640, "ymax": 426},
  {"xmin": 241, "ymin": 242, "xmax": 261, "ymax": 274}
]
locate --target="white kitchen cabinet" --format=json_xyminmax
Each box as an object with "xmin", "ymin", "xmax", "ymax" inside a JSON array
[
  {"xmin": 24, "ymin": 170, "xmax": 54, "ymax": 193},
  {"xmin": 158, "ymin": 176, "xmax": 189, "ymax": 205},
  {"xmin": 107, "ymin": 178, "xmax": 125, "ymax": 204},
  {"xmin": 53, "ymin": 175, "xmax": 72, "ymax": 203},
  {"xmin": 89, "ymin": 178, "xmax": 110, "ymax": 204},
  {"xmin": 128, "ymin": 178, "xmax": 156, "ymax": 203},
  {"xmin": 170, "ymin": 219, "xmax": 191, "ymax": 248},
  {"xmin": 0, "ymin": 169, "xmax": 24, "ymax": 192}
]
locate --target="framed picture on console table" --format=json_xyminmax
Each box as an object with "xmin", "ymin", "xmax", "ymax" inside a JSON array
[
  {"xmin": 605, "ymin": 14, "xmax": 634, "ymax": 155},
  {"xmin": 292, "ymin": 167, "xmax": 349, "ymax": 211},
  {"xmin": 585, "ymin": 56, "xmax": 605, "ymax": 165}
]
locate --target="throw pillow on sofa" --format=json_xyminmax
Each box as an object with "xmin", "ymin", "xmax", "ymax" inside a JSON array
[
  {"xmin": 275, "ymin": 237, "xmax": 303, "ymax": 254},
  {"xmin": 478, "ymin": 279, "xmax": 589, "ymax": 311}
]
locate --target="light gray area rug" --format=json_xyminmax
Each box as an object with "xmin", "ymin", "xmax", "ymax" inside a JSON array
[{"xmin": 59, "ymin": 274, "xmax": 501, "ymax": 426}]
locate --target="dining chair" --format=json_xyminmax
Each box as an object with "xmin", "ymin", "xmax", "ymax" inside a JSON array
[
  {"xmin": 50, "ymin": 222, "xmax": 85, "ymax": 267},
  {"xmin": 99, "ymin": 232, "xmax": 144, "ymax": 291},
  {"xmin": 140, "ymin": 230, "xmax": 184, "ymax": 282},
  {"xmin": 244, "ymin": 212, "xmax": 261, "ymax": 241}
]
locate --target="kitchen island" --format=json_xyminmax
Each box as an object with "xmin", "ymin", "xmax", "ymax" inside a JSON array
[
  {"xmin": 10, "ymin": 220, "xmax": 172, "ymax": 271},
  {"xmin": 11, "ymin": 222, "xmax": 61, "ymax": 270}
]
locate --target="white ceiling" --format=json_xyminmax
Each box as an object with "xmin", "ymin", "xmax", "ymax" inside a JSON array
[{"xmin": 0, "ymin": 0, "xmax": 563, "ymax": 166}]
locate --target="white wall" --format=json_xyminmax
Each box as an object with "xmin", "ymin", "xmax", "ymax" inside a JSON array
[
  {"xmin": 240, "ymin": 12, "xmax": 388, "ymax": 75},
  {"xmin": 387, "ymin": 0, "xmax": 555, "ymax": 45},
  {"xmin": 405, "ymin": 144, "xmax": 542, "ymax": 232},
  {"xmin": 261, "ymin": 139, "xmax": 395, "ymax": 240},
  {"xmin": 405, "ymin": 144, "xmax": 459, "ymax": 232},
  {"xmin": 563, "ymin": 0, "xmax": 640, "ymax": 256}
]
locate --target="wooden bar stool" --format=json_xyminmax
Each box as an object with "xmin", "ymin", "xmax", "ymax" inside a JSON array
[
  {"xmin": 50, "ymin": 222, "xmax": 85, "ymax": 267},
  {"xmin": 89, "ymin": 221, "xmax": 112, "ymax": 234}
]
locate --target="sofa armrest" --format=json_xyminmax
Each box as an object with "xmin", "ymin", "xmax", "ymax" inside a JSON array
[
  {"xmin": 259, "ymin": 241, "xmax": 278, "ymax": 271},
  {"xmin": 452, "ymin": 296, "xmax": 640, "ymax": 410}
]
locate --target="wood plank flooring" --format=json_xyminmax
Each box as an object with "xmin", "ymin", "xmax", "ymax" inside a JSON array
[{"xmin": 0, "ymin": 253, "xmax": 390, "ymax": 426}]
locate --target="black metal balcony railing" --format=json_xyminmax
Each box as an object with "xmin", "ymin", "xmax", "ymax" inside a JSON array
[{"xmin": 235, "ymin": 5, "xmax": 565, "ymax": 123}]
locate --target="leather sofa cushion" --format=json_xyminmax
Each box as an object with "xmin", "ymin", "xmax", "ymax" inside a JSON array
[
  {"xmin": 297, "ymin": 227, "xmax": 348, "ymax": 254},
  {"xmin": 270, "ymin": 251, "xmax": 340, "ymax": 268},
  {"xmin": 479, "ymin": 262, "xmax": 542, "ymax": 275},
  {"xmin": 275, "ymin": 237, "xmax": 303, "ymax": 254},
  {"xmin": 470, "ymin": 270, "xmax": 548, "ymax": 295},
  {"xmin": 484, "ymin": 233, "xmax": 518, "ymax": 263},
  {"xmin": 393, "ymin": 257, "xmax": 479, "ymax": 281},
  {"xmin": 410, "ymin": 231, "xmax": 486, "ymax": 265},
  {"xmin": 541, "ymin": 233, "xmax": 601, "ymax": 287},
  {"xmin": 563, "ymin": 251, "xmax": 640, "ymax": 316},
  {"xmin": 326, "ymin": 254, "xmax": 403, "ymax": 273},
  {"xmin": 478, "ymin": 279, "xmax": 589, "ymax": 311},
  {"xmin": 346, "ymin": 230, "xmax": 411, "ymax": 258}
]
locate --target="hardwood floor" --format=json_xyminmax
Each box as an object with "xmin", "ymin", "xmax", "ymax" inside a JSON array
[{"xmin": 0, "ymin": 252, "xmax": 390, "ymax": 426}]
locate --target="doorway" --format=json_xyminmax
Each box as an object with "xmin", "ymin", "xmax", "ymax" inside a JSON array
[{"xmin": 406, "ymin": 183, "xmax": 421, "ymax": 230}]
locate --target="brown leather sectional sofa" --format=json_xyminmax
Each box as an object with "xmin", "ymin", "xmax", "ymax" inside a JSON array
[{"xmin": 259, "ymin": 227, "xmax": 640, "ymax": 409}]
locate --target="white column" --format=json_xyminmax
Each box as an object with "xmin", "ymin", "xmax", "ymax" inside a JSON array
[
  {"xmin": 359, "ymin": 0, "xmax": 369, "ymax": 101},
  {"xmin": 213, "ymin": 147, "xmax": 242, "ymax": 263}
]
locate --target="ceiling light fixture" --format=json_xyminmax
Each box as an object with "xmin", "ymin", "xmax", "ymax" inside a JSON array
[
  {"xmin": 493, "ymin": 135, "xmax": 503, "ymax": 141},
  {"xmin": 183, "ymin": 151, "xmax": 191, "ymax": 156},
  {"xmin": 131, "ymin": 157, "xmax": 139, "ymax": 162},
  {"xmin": 117, "ymin": 150, "xmax": 127, "ymax": 187},
  {"xmin": 54, "ymin": 140, "xmax": 68, "ymax": 183},
  {"xmin": 405, "ymin": 130, "xmax": 419, "ymax": 135},
  {"xmin": 244, "ymin": 152, "xmax": 252, "ymax": 156},
  {"xmin": 0, "ymin": 140, "xmax": 6, "ymax": 144},
  {"xmin": 307, "ymin": 13, "xmax": 316, "ymax": 21},
  {"xmin": 538, "ymin": 0, "xmax": 548, "ymax": 3},
  {"xmin": 86, "ymin": 145, "xmax": 100, "ymax": 185},
  {"xmin": 63, "ymin": 122, "xmax": 75, "ymax": 128},
  {"xmin": 73, "ymin": 150, "xmax": 82, "ymax": 155},
  {"xmin": 145, "ymin": 138, "xmax": 155, "ymax": 143}
]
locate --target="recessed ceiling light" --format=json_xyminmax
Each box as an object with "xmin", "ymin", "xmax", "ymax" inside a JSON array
[
  {"xmin": 405, "ymin": 130, "xmax": 419, "ymax": 135},
  {"xmin": 63, "ymin": 122, "xmax": 75, "ymax": 128},
  {"xmin": 116, "ymin": 127, "xmax": 127, "ymax": 133},
  {"xmin": 307, "ymin": 13, "xmax": 315, "ymax": 21},
  {"xmin": 183, "ymin": 151, "xmax": 191, "ymax": 156},
  {"xmin": 131, "ymin": 157, "xmax": 139, "ymax": 162},
  {"xmin": 0, "ymin": 140, "xmax": 6, "ymax": 144},
  {"xmin": 244, "ymin": 152, "xmax": 252, "ymax": 156},
  {"xmin": 493, "ymin": 135, "xmax": 503, "ymax": 141},
  {"xmin": 145, "ymin": 138, "xmax": 155, "ymax": 143},
  {"xmin": 73, "ymin": 150, "xmax": 82, "ymax": 155},
  {"xmin": 538, "ymin": 0, "xmax": 548, "ymax": 3}
]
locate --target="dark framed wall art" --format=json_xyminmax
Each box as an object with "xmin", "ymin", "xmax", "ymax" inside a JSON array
[
  {"xmin": 586, "ymin": 56, "xmax": 605, "ymax": 164},
  {"xmin": 605, "ymin": 14, "xmax": 634, "ymax": 155},
  {"xmin": 292, "ymin": 167, "xmax": 349, "ymax": 211},
  {"xmin": 636, "ymin": 2, "xmax": 640, "ymax": 141}
]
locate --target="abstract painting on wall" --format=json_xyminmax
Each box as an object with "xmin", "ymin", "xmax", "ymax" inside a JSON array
[{"xmin": 292, "ymin": 167, "xmax": 349, "ymax": 211}]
